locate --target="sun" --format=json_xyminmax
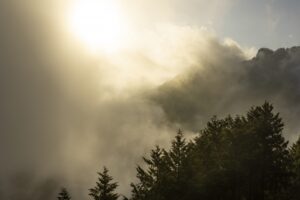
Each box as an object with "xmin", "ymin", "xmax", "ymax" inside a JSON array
[{"xmin": 69, "ymin": 0, "xmax": 128, "ymax": 53}]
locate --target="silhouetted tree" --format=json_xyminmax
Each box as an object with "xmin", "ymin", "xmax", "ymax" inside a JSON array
[
  {"xmin": 131, "ymin": 146, "xmax": 167, "ymax": 200},
  {"xmin": 131, "ymin": 130, "xmax": 191, "ymax": 200},
  {"xmin": 89, "ymin": 167, "xmax": 119, "ymax": 200},
  {"xmin": 163, "ymin": 129, "xmax": 189, "ymax": 200},
  {"xmin": 186, "ymin": 116, "xmax": 237, "ymax": 200},
  {"xmin": 245, "ymin": 102, "xmax": 291, "ymax": 200},
  {"xmin": 166, "ymin": 129, "xmax": 188, "ymax": 179},
  {"xmin": 128, "ymin": 102, "xmax": 293, "ymax": 200},
  {"xmin": 290, "ymin": 137, "xmax": 300, "ymax": 199},
  {"xmin": 57, "ymin": 188, "xmax": 71, "ymax": 200}
]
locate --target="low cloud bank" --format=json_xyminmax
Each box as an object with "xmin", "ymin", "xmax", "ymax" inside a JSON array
[
  {"xmin": 153, "ymin": 46, "xmax": 300, "ymax": 142},
  {"xmin": 1, "ymin": 1, "xmax": 300, "ymax": 199}
]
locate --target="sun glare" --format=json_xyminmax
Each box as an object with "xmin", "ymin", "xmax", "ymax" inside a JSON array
[{"xmin": 69, "ymin": 0, "xmax": 128, "ymax": 53}]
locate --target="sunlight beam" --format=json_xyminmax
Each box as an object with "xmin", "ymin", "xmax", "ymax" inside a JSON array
[{"xmin": 69, "ymin": 0, "xmax": 128, "ymax": 53}]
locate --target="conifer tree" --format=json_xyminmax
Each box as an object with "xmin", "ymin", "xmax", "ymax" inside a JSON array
[
  {"xmin": 131, "ymin": 146, "xmax": 167, "ymax": 200},
  {"xmin": 89, "ymin": 167, "xmax": 119, "ymax": 200},
  {"xmin": 57, "ymin": 188, "xmax": 71, "ymax": 200},
  {"xmin": 290, "ymin": 137, "xmax": 300, "ymax": 199},
  {"xmin": 167, "ymin": 129, "xmax": 188, "ymax": 178},
  {"xmin": 163, "ymin": 129, "xmax": 189, "ymax": 200},
  {"xmin": 244, "ymin": 102, "xmax": 291, "ymax": 199},
  {"xmin": 186, "ymin": 116, "xmax": 236, "ymax": 200},
  {"xmin": 129, "ymin": 102, "xmax": 292, "ymax": 200}
]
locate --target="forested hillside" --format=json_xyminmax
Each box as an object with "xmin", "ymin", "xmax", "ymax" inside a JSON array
[{"xmin": 59, "ymin": 102, "xmax": 300, "ymax": 200}]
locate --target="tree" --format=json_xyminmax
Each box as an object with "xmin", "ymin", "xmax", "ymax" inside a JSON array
[
  {"xmin": 57, "ymin": 188, "xmax": 71, "ymax": 200},
  {"xmin": 186, "ymin": 116, "xmax": 238, "ymax": 200},
  {"xmin": 128, "ymin": 102, "xmax": 292, "ymax": 200},
  {"xmin": 290, "ymin": 137, "xmax": 300, "ymax": 199},
  {"xmin": 163, "ymin": 129, "xmax": 189, "ymax": 200},
  {"xmin": 242, "ymin": 102, "xmax": 291, "ymax": 200},
  {"xmin": 184, "ymin": 102, "xmax": 291, "ymax": 200},
  {"xmin": 130, "ymin": 146, "xmax": 167, "ymax": 200},
  {"xmin": 166, "ymin": 129, "xmax": 188, "ymax": 179},
  {"xmin": 131, "ymin": 131, "xmax": 190, "ymax": 200},
  {"xmin": 89, "ymin": 167, "xmax": 119, "ymax": 200}
]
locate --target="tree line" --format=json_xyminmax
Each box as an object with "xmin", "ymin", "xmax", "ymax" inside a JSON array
[{"xmin": 57, "ymin": 102, "xmax": 300, "ymax": 200}]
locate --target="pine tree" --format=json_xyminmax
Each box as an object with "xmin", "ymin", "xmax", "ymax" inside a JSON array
[
  {"xmin": 57, "ymin": 188, "xmax": 71, "ymax": 200},
  {"xmin": 131, "ymin": 131, "xmax": 190, "ymax": 200},
  {"xmin": 131, "ymin": 146, "xmax": 167, "ymax": 200},
  {"xmin": 184, "ymin": 103, "xmax": 291, "ymax": 200},
  {"xmin": 187, "ymin": 116, "xmax": 236, "ymax": 200},
  {"xmin": 245, "ymin": 102, "xmax": 291, "ymax": 200},
  {"xmin": 128, "ymin": 102, "xmax": 292, "ymax": 200},
  {"xmin": 89, "ymin": 167, "xmax": 119, "ymax": 200},
  {"xmin": 163, "ymin": 129, "xmax": 189, "ymax": 200},
  {"xmin": 290, "ymin": 137, "xmax": 300, "ymax": 199},
  {"xmin": 167, "ymin": 129, "xmax": 188, "ymax": 178}
]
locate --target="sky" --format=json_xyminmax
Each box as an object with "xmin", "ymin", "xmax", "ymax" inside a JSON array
[
  {"xmin": 0, "ymin": 0, "xmax": 300, "ymax": 199},
  {"xmin": 215, "ymin": 0, "xmax": 300, "ymax": 48},
  {"xmin": 115, "ymin": 0, "xmax": 300, "ymax": 49}
]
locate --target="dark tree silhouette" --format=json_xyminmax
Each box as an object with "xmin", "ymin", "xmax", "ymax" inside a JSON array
[
  {"xmin": 89, "ymin": 167, "xmax": 119, "ymax": 200},
  {"xmin": 129, "ymin": 102, "xmax": 292, "ymax": 200},
  {"xmin": 186, "ymin": 116, "xmax": 238, "ymax": 200},
  {"xmin": 57, "ymin": 188, "xmax": 71, "ymax": 200},
  {"xmin": 290, "ymin": 137, "xmax": 300, "ymax": 199},
  {"xmin": 245, "ymin": 102, "xmax": 291, "ymax": 200},
  {"xmin": 166, "ymin": 129, "xmax": 188, "ymax": 179},
  {"xmin": 50, "ymin": 102, "xmax": 297, "ymax": 200},
  {"xmin": 131, "ymin": 146, "xmax": 168, "ymax": 200},
  {"xmin": 163, "ymin": 129, "xmax": 189, "ymax": 200},
  {"xmin": 131, "ymin": 130, "xmax": 190, "ymax": 200}
]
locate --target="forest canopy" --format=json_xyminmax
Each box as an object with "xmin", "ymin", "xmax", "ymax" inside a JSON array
[{"xmin": 59, "ymin": 102, "xmax": 300, "ymax": 200}]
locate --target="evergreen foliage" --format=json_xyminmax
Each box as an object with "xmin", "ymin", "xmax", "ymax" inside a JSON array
[
  {"xmin": 57, "ymin": 102, "xmax": 300, "ymax": 200},
  {"xmin": 290, "ymin": 137, "xmax": 300, "ymax": 199},
  {"xmin": 57, "ymin": 188, "xmax": 71, "ymax": 200},
  {"xmin": 130, "ymin": 102, "xmax": 295, "ymax": 200},
  {"xmin": 89, "ymin": 167, "xmax": 119, "ymax": 200}
]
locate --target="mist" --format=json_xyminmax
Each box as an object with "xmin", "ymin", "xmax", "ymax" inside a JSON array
[
  {"xmin": 152, "ymin": 45, "xmax": 300, "ymax": 142},
  {"xmin": 0, "ymin": 0, "xmax": 300, "ymax": 199},
  {"xmin": 0, "ymin": 1, "xmax": 176, "ymax": 199}
]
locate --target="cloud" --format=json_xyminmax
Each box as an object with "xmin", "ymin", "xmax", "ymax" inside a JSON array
[
  {"xmin": 1, "ymin": 0, "xmax": 300, "ymax": 199},
  {"xmin": 152, "ymin": 45, "xmax": 300, "ymax": 142},
  {"xmin": 0, "ymin": 1, "xmax": 175, "ymax": 199},
  {"xmin": 1, "ymin": 172, "xmax": 60, "ymax": 200},
  {"xmin": 121, "ymin": 0, "xmax": 235, "ymax": 28}
]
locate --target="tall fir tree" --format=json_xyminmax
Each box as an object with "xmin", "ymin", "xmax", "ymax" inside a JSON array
[
  {"xmin": 89, "ymin": 167, "xmax": 119, "ymax": 200},
  {"xmin": 187, "ymin": 116, "xmax": 236, "ymax": 200},
  {"xmin": 163, "ymin": 129, "xmax": 189, "ymax": 200},
  {"xmin": 57, "ymin": 188, "xmax": 71, "ymax": 200},
  {"xmin": 131, "ymin": 131, "xmax": 190, "ymax": 200},
  {"xmin": 128, "ymin": 102, "xmax": 292, "ymax": 200},
  {"xmin": 244, "ymin": 102, "xmax": 291, "ymax": 200},
  {"xmin": 290, "ymin": 137, "xmax": 300, "ymax": 199},
  {"xmin": 183, "ymin": 102, "xmax": 291, "ymax": 200},
  {"xmin": 131, "ymin": 146, "xmax": 167, "ymax": 200},
  {"xmin": 167, "ymin": 129, "xmax": 188, "ymax": 179}
]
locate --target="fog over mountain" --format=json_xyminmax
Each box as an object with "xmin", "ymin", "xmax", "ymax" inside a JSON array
[
  {"xmin": 153, "ymin": 46, "xmax": 300, "ymax": 142},
  {"xmin": 1, "ymin": 1, "xmax": 300, "ymax": 199}
]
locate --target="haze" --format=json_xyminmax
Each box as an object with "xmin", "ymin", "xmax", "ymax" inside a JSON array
[{"xmin": 0, "ymin": 0, "xmax": 300, "ymax": 199}]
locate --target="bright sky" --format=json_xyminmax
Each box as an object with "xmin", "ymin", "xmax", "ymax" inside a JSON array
[
  {"xmin": 1, "ymin": 1, "xmax": 300, "ymax": 198},
  {"xmin": 214, "ymin": 0, "xmax": 300, "ymax": 49},
  {"xmin": 149, "ymin": 0, "xmax": 300, "ymax": 49},
  {"xmin": 67, "ymin": 0, "xmax": 300, "ymax": 55}
]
